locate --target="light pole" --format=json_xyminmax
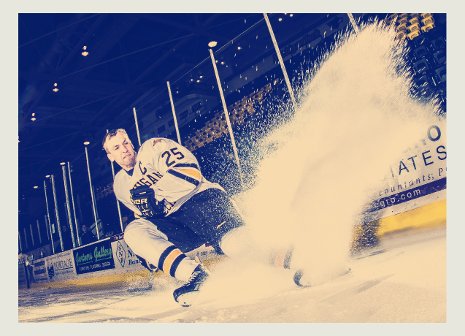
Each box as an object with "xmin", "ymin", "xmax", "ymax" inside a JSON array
[
  {"xmin": 61, "ymin": 162, "xmax": 76, "ymax": 248},
  {"xmin": 106, "ymin": 129, "xmax": 124, "ymax": 233},
  {"xmin": 43, "ymin": 177, "xmax": 55, "ymax": 254},
  {"xmin": 263, "ymin": 13, "xmax": 297, "ymax": 110},
  {"xmin": 84, "ymin": 141, "xmax": 100, "ymax": 240},
  {"xmin": 347, "ymin": 13, "xmax": 360, "ymax": 33},
  {"xmin": 208, "ymin": 41, "xmax": 244, "ymax": 187},
  {"xmin": 36, "ymin": 219, "xmax": 42, "ymax": 245},
  {"xmin": 18, "ymin": 232, "xmax": 23, "ymax": 253},
  {"xmin": 50, "ymin": 174, "xmax": 64, "ymax": 251},
  {"xmin": 166, "ymin": 81, "xmax": 182, "ymax": 144},
  {"xmin": 133, "ymin": 107, "xmax": 142, "ymax": 147},
  {"xmin": 22, "ymin": 227, "xmax": 28, "ymax": 250},
  {"xmin": 33, "ymin": 186, "xmax": 43, "ymax": 245},
  {"xmin": 67, "ymin": 162, "xmax": 81, "ymax": 246},
  {"xmin": 29, "ymin": 223, "xmax": 35, "ymax": 248}
]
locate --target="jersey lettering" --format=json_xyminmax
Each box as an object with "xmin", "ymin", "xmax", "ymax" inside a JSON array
[
  {"xmin": 138, "ymin": 161, "xmax": 147, "ymax": 175},
  {"xmin": 147, "ymin": 174, "xmax": 159, "ymax": 184},
  {"xmin": 132, "ymin": 172, "xmax": 163, "ymax": 189}
]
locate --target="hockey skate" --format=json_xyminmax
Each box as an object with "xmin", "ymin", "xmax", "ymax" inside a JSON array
[
  {"xmin": 293, "ymin": 266, "xmax": 351, "ymax": 287},
  {"xmin": 272, "ymin": 247, "xmax": 351, "ymax": 287},
  {"xmin": 173, "ymin": 264, "xmax": 210, "ymax": 307}
]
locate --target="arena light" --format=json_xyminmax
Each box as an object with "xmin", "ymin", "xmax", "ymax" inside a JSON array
[
  {"xmin": 52, "ymin": 83, "xmax": 59, "ymax": 93},
  {"xmin": 208, "ymin": 41, "xmax": 218, "ymax": 48},
  {"xmin": 45, "ymin": 175, "xmax": 50, "ymax": 178},
  {"xmin": 33, "ymin": 185, "xmax": 39, "ymax": 189},
  {"xmin": 81, "ymin": 45, "xmax": 89, "ymax": 57},
  {"xmin": 31, "ymin": 117, "xmax": 36, "ymax": 121},
  {"xmin": 60, "ymin": 162, "xmax": 66, "ymax": 166},
  {"xmin": 83, "ymin": 141, "xmax": 90, "ymax": 146}
]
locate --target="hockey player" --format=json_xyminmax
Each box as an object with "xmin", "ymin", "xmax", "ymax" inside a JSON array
[
  {"xmin": 103, "ymin": 129, "xmax": 252, "ymax": 306},
  {"xmin": 103, "ymin": 129, "xmax": 310, "ymax": 306}
]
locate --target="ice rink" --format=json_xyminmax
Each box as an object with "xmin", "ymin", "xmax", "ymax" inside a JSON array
[
  {"xmin": 16, "ymin": 18, "xmax": 448, "ymax": 326},
  {"xmin": 18, "ymin": 226, "xmax": 445, "ymax": 323}
]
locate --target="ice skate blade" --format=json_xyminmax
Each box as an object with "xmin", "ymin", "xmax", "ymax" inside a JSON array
[
  {"xmin": 175, "ymin": 291, "xmax": 200, "ymax": 308},
  {"xmin": 294, "ymin": 270, "xmax": 310, "ymax": 288},
  {"xmin": 294, "ymin": 267, "xmax": 352, "ymax": 288}
]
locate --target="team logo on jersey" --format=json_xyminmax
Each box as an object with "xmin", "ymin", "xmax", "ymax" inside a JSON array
[{"xmin": 116, "ymin": 241, "xmax": 127, "ymax": 267}]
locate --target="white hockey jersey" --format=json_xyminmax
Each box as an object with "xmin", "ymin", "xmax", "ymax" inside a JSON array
[{"xmin": 113, "ymin": 137, "xmax": 223, "ymax": 217}]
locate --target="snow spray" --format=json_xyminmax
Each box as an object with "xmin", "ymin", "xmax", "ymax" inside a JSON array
[{"xmin": 202, "ymin": 21, "xmax": 443, "ymax": 304}]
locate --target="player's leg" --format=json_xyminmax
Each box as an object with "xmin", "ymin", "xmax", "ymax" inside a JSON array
[
  {"xmin": 171, "ymin": 188, "xmax": 272, "ymax": 267},
  {"xmin": 176, "ymin": 189, "xmax": 313, "ymax": 286},
  {"xmin": 171, "ymin": 188, "xmax": 247, "ymax": 255},
  {"xmin": 123, "ymin": 218, "xmax": 201, "ymax": 283},
  {"xmin": 124, "ymin": 217, "xmax": 212, "ymax": 306},
  {"xmin": 191, "ymin": 189, "xmax": 281, "ymax": 262}
]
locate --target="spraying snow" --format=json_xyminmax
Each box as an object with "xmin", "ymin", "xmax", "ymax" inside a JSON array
[{"xmin": 216, "ymin": 21, "xmax": 443, "ymax": 297}]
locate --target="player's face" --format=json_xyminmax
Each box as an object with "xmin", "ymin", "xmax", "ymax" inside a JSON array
[{"xmin": 106, "ymin": 132, "xmax": 136, "ymax": 170}]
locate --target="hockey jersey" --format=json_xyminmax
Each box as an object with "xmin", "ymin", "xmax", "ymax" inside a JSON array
[{"xmin": 113, "ymin": 137, "xmax": 223, "ymax": 217}]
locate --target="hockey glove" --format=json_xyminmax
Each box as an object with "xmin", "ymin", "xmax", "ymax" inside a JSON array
[{"xmin": 130, "ymin": 185, "xmax": 165, "ymax": 218}]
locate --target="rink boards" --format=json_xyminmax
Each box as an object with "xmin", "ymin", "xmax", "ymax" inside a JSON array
[
  {"xmin": 365, "ymin": 120, "xmax": 446, "ymax": 234},
  {"xmin": 24, "ymin": 197, "xmax": 445, "ymax": 289},
  {"xmin": 25, "ymin": 234, "xmax": 218, "ymax": 288}
]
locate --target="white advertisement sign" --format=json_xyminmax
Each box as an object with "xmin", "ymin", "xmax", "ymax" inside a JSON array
[
  {"xmin": 46, "ymin": 250, "xmax": 76, "ymax": 281},
  {"xmin": 369, "ymin": 120, "xmax": 446, "ymax": 219},
  {"xmin": 111, "ymin": 236, "xmax": 145, "ymax": 271}
]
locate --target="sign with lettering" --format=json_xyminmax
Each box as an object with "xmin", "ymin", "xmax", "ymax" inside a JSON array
[
  {"xmin": 369, "ymin": 120, "xmax": 446, "ymax": 219},
  {"xmin": 47, "ymin": 250, "xmax": 76, "ymax": 280},
  {"xmin": 32, "ymin": 259, "xmax": 49, "ymax": 282},
  {"xmin": 73, "ymin": 239, "xmax": 115, "ymax": 274},
  {"xmin": 111, "ymin": 235, "xmax": 144, "ymax": 270}
]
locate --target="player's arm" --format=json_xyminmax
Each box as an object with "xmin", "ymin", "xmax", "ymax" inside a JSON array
[
  {"xmin": 117, "ymin": 193, "xmax": 143, "ymax": 219},
  {"xmin": 113, "ymin": 175, "xmax": 145, "ymax": 219}
]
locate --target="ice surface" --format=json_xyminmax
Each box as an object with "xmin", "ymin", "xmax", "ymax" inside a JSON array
[{"xmin": 18, "ymin": 227, "xmax": 445, "ymax": 322}]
